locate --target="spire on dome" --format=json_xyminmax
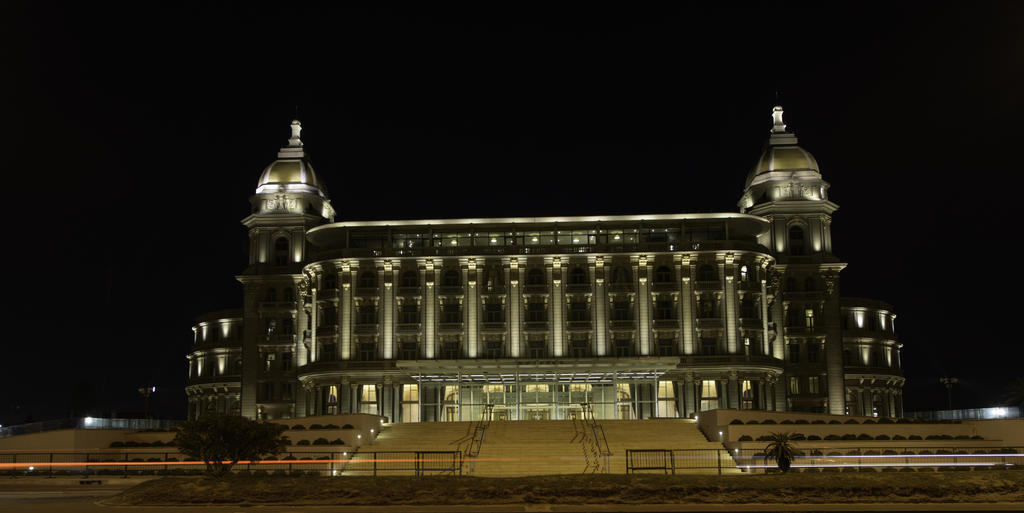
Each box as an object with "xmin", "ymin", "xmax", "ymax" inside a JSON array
[
  {"xmin": 288, "ymin": 119, "xmax": 303, "ymax": 147},
  {"xmin": 771, "ymin": 105, "xmax": 787, "ymax": 133}
]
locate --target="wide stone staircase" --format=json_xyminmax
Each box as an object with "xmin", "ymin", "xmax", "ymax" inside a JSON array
[
  {"xmin": 341, "ymin": 421, "xmax": 476, "ymax": 475},
  {"xmin": 342, "ymin": 418, "xmax": 739, "ymax": 476}
]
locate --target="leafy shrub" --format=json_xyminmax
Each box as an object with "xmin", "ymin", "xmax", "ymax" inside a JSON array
[
  {"xmin": 762, "ymin": 419, "xmax": 776, "ymax": 425},
  {"xmin": 312, "ymin": 438, "xmax": 329, "ymax": 445},
  {"xmin": 878, "ymin": 417, "xmax": 894, "ymax": 424},
  {"xmin": 893, "ymin": 434, "xmax": 906, "ymax": 440},
  {"xmin": 828, "ymin": 420, "xmax": 841, "ymax": 424},
  {"xmin": 971, "ymin": 435, "xmax": 984, "ymax": 440},
  {"xmin": 883, "ymin": 450, "xmax": 897, "ymax": 455},
  {"xmin": 342, "ymin": 424, "xmax": 355, "ymax": 429},
  {"xmin": 812, "ymin": 420, "xmax": 825, "ymax": 424},
  {"xmin": 109, "ymin": 441, "xmax": 124, "ymax": 448},
  {"xmin": 323, "ymin": 424, "xmax": 340, "ymax": 429},
  {"xmin": 864, "ymin": 450, "xmax": 880, "ymax": 456},
  {"xmin": 875, "ymin": 434, "xmax": 890, "ymax": 440},
  {"xmin": 842, "ymin": 434, "xmax": 857, "ymax": 440},
  {"xmin": 844, "ymin": 419, "xmax": 859, "ymax": 424},
  {"xmin": 908, "ymin": 435, "xmax": 922, "ymax": 440},
  {"xmin": 253, "ymin": 470, "xmax": 269, "ymax": 477},
  {"xmin": 790, "ymin": 433, "xmax": 806, "ymax": 440},
  {"xmin": 282, "ymin": 437, "xmax": 292, "ymax": 446},
  {"xmin": 858, "ymin": 434, "xmax": 873, "ymax": 440},
  {"xmin": 309, "ymin": 424, "xmax": 324, "ymax": 430},
  {"xmin": 317, "ymin": 456, "xmax": 330, "ymax": 460},
  {"xmin": 825, "ymin": 434, "xmax": 840, "ymax": 440},
  {"xmin": 291, "ymin": 425, "xmax": 306, "ymax": 430},
  {"xmin": 780, "ymin": 420, "xmax": 794, "ymax": 424},
  {"xmin": 738, "ymin": 435, "xmax": 753, "ymax": 441},
  {"xmin": 329, "ymin": 439, "xmax": 345, "ymax": 445},
  {"xmin": 863, "ymin": 419, "xmax": 876, "ymax": 424},
  {"xmin": 730, "ymin": 419, "xmax": 744, "ymax": 425},
  {"xmin": 272, "ymin": 470, "xmax": 287, "ymax": 476},
  {"xmin": 810, "ymin": 450, "xmax": 823, "ymax": 456},
  {"xmin": 955, "ymin": 435, "xmax": 970, "ymax": 440},
  {"xmin": 795, "ymin": 419, "xmax": 809, "ymax": 424},
  {"xmin": 827, "ymin": 451, "xmax": 841, "ymax": 456},
  {"xmin": 756, "ymin": 435, "xmax": 771, "ymax": 441},
  {"xmin": 297, "ymin": 440, "xmax": 311, "ymax": 446},
  {"xmin": 125, "ymin": 441, "xmax": 141, "ymax": 447},
  {"xmin": 807, "ymin": 435, "xmax": 821, "ymax": 440},
  {"xmin": 925, "ymin": 435, "xmax": 940, "ymax": 440},
  {"xmin": 147, "ymin": 457, "xmax": 161, "ymax": 462}
]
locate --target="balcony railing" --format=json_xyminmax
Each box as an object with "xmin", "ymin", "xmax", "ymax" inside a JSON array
[
  {"xmin": 396, "ymin": 287, "xmax": 422, "ymax": 296},
  {"xmin": 609, "ymin": 319, "xmax": 635, "ymax": 330},
  {"xmin": 354, "ymin": 287, "xmax": 379, "ymax": 297},
  {"xmin": 259, "ymin": 301, "xmax": 297, "ymax": 311},
  {"xmin": 565, "ymin": 283, "xmax": 592, "ymax": 294},
  {"xmin": 353, "ymin": 323, "xmax": 378, "ymax": 335},
  {"xmin": 438, "ymin": 322, "xmax": 464, "ymax": 333},
  {"xmin": 396, "ymin": 323, "xmax": 421, "ymax": 333},
  {"xmin": 523, "ymin": 284, "xmax": 549, "ymax": 294},
  {"xmin": 523, "ymin": 321, "xmax": 548, "ymax": 332},
  {"xmin": 693, "ymin": 280, "xmax": 721, "ymax": 291},
  {"xmin": 650, "ymin": 282, "xmax": 677, "ymax": 293},
  {"xmin": 438, "ymin": 286, "xmax": 464, "ymax": 296},
  {"xmin": 313, "ymin": 239, "xmax": 772, "ymax": 260},
  {"xmin": 652, "ymin": 319, "xmax": 679, "ymax": 330},
  {"xmin": 695, "ymin": 318, "xmax": 722, "ymax": 329},
  {"xmin": 480, "ymin": 321, "xmax": 506, "ymax": 332},
  {"xmin": 566, "ymin": 320, "xmax": 592, "ymax": 331}
]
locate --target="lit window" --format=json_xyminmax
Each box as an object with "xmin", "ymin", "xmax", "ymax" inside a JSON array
[
  {"xmin": 808, "ymin": 376, "xmax": 821, "ymax": 394},
  {"xmin": 789, "ymin": 376, "xmax": 800, "ymax": 395}
]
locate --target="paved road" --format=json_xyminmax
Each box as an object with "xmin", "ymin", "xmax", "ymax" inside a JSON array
[{"xmin": 1, "ymin": 479, "xmax": 1022, "ymax": 512}]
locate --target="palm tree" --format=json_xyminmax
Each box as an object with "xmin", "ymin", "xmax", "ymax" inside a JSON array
[{"xmin": 762, "ymin": 431, "xmax": 797, "ymax": 473}]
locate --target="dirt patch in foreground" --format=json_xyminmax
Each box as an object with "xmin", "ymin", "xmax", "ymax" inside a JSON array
[{"xmin": 106, "ymin": 472, "xmax": 1024, "ymax": 505}]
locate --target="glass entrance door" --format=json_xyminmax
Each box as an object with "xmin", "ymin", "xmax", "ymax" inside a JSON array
[{"xmin": 523, "ymin": 406, "xmax": 550, "ymax": 420}]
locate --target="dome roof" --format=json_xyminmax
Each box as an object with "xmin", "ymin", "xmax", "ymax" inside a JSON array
[
  {"xmin": 255, "ymin": 120, "xmax": 324, "ymax": 194},
  {"xmin": 744, "ymin": 106, "xmax": 820, "ymax": 187}
]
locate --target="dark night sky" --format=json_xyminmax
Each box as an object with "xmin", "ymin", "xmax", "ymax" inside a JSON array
[{"xmin": 4, "ymin": 5, "xmax": 1023, "ymax": 425}]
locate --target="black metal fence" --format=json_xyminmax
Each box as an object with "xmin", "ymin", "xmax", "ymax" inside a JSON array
[
  {"xmin": 625, "ymin": 449, "xmax": 730, "ymax": 474},
  {"xmin": 0, "ymin": 451, "xmax": 351, "ymax": 477},
  {"xmin": 341, "ymin": 451, "xmax": 462, "ymax": 476}
]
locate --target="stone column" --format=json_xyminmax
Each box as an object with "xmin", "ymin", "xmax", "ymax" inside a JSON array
[
  {"xmin": 727, "ymin": 371, "xmax": 739, "ymax": 409},
  {"xmin": 550, "ymin": 257, "xmax": 564, "ymax": 357},
  {"xmin": 593, "ymin": 256, "xmax": 607, "ymax": 356},
  {"xmin": 508, "ymin": 258, "xmax": 521, "ymax": 358},
  {"xmin": 681, "ymin": 257, "xmax": 695, "ymax": 355},
  {"xmin": 424, "ymin": 259, "xmax": 436, "ymax": 359},
  {"xmin": 465, "ymin": 258, "xmax": 479, "ymax": 358},
  {"xmin": 340, "ymin": 263, "xmax": 352, "ymax": 360},
  {"xmin": 636, "ymin": 256, "xmax": 651, "ymax": 356},
  {"xmin": 723, "ymin": 254, "xmax": 738, "ymax": 354},
  {"xmin": 382, "ymin": 261, "xmax": 394, "ymax": 359}
]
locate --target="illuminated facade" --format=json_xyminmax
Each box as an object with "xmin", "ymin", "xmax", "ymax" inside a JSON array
[{"xmin": 186, "ymin": 108, "xmax": 905, "ymax": 421}]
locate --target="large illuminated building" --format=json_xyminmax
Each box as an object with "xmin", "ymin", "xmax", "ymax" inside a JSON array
[{"xmin": 186, "ymin": 108, "xmax": 904, "ymax": 422}]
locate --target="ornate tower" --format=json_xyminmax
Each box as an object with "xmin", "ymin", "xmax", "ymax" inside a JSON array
[
  {"xmin": 739, "ymin": 106, "xmax": 846, "ymax": 415},
  {"xmin": 238, "ymin": 120, "xmax": 335, "ymax": 419}
]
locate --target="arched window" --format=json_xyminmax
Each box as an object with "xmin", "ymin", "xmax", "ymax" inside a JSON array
[
  {"xmin": 283, "ymin": 287, "xmax": 294, "ymax": 302},
  {"xmin": 401, "ymin": 270, "xmax": 418, "ymax": 288},
  {"xmin": 527, "ymin": 268, "xmax": 545, "ymax": 285},
  {"xmin": 804, "ymin": 277, "xmax": 817, "ymax": 291},
  {"xmin": 697, "ymin": 264, "xmax": 716, "ymax": 282},
  {"xmin": 610, "ymin": 266, "xmax": 630, "ymax": 284},
  {"xmin": 266, "ymin": 287, "xmax": 277, "ymax": 302},
  {"xmin": 569, "ymin": 266, "xmax": 587, "ymax": 285},
  {"xmin": 655, "ymin": 266, "xmax": 672, "ymax": 283},
  {"xmin": 789, "ymin": 226, "xmax": 805, "ymax": 255},
  {"xmin": 274, "ymin": 237, "xmax": 289, "ymax": 266},
  {"xmin": 358, "ymin": 271, "xmax": 377, "ymax": 289},
  {"xmin": 442, "ymin": 269, "xmax": 461, "ymax": 287}
]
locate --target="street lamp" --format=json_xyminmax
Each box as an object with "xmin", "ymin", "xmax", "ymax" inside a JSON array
[
  {"xmin": 939, "ymin": 377, "xmax": 958, "ymax": 411},
  {"xmin": 138, "ymin": 386, "xmax": 156, "ymax": 419}
]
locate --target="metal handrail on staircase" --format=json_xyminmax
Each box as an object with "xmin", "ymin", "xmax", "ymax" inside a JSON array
[
  {"xmin": 576, "ymin": 403, "xmax": 612, "ymax": 473},
  {"xmin": 455, "ymin": 403, "xmax": 493, "ymax": 474}
]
